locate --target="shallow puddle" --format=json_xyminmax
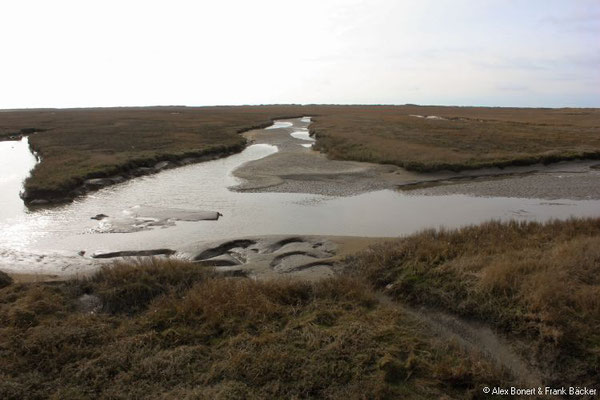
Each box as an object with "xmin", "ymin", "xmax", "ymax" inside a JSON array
[
  {"xmin": 290, "ymin": 130, "xmax": 315, "ymax": 142},
  {"xmin": 266, "ymin": 121, "xmax": 293, "ymax": 130}
]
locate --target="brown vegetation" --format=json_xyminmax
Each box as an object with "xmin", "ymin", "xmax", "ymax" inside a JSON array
[
  {"xmin": 310, "ymin": 105, "xmax": 600, "ymax": 172},
  {"xmin": 2, "ymin": 105, "xmax": 599, "ymax": 204},
  {"xmin": 2, "ymin": 218, "xmax": 600, "ymax": 397},
  {"xmin": 0, "ymin": 106, "xmax": 306, "ymax": 202},
  {"xmin": 0, "ymin": 258, "xmax": 509, "ymax": 399},
  {"xmin": 348, "ymin": 217, "xmax": 600, "ymax": 388}
]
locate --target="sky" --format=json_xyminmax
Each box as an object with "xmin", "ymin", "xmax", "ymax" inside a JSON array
[{"xmin": 1, "ymin": 0, "xmax": 598, "ymax": 108}]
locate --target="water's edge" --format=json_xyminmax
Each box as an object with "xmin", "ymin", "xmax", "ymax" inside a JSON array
[
  {"xmin": 20, "ymin": 117, "xmax": 309, "ymax": 206},
  {"xmin": 1, "ymin": 118, "xmax": 599, "ymax": 277}
]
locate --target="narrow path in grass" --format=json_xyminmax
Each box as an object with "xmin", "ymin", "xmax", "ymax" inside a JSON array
[{"xmin": 373, "ymin": 291, "xmax": 543, "ymax": 387}]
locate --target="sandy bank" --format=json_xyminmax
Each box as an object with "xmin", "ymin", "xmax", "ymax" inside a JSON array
[
  {"xmin": 401, "ymin": 160, "xmax": 600, "ymax": 200},
  {"xmin": 7, "ymin": 234, "xmax": 392, "ymax": 282},
  {"xmin": 234, "ymin": 118, "xmax": 600, "ymax": 200},
  {"xmin": 234, "ymin": 118, "xmax": 435, "ymax": 196}
]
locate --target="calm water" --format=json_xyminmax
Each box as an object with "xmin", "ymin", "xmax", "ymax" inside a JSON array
[
  {"xmin": 1, "ymin": 123, "xmax": 600, "ymax": 274},
  {"xmin": 0, "ymin": 138, "xmax": 37, "ymax": 222}
]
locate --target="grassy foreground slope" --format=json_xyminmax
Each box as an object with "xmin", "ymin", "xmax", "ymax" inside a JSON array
[
  {"xmin": 310, "ymin": 106, "xmax": 600, "ymax": 171},
  {"xmin": 0, "ymin": 260, "xmax": 508, "ymax": 400},
  {"xmin": 349, "ymin": 218, "xmax": 600, "ymax": 388},
  {"xmin": 2, "ymin": 218, "xmax": 599, "ymax": 398}
]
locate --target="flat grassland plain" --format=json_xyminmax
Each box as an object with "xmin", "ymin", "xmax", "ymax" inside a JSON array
[
  {"xmin": 309, "ymin": 105, "xmax": 600, "ymax": 171},
  {"xmin": 1, "ymin": 218, "xmax": 599, "ymax": 398},
  {"xmin": 1, "ymin": 105, "xmax": 599, "ymax": 202}
]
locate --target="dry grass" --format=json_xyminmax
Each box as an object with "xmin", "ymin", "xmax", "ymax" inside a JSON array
[
  {"xmin": 0, "ymin": 106, "xmax": 307, "ymax": 201},
  {"xmin": 81, "ymin": 258, "xmax": 215, "ymax": 314},
  {"xmin": 310, "ymin": 105, "xmax": 600, "ymax": 171},
  {"xmin": 2, "ymin": 105, "xmax": 599, "ymax": 203},
  {"xmin": 4, "ymin": 219, "xmax": 597, "ymax": 396},
  {"xmin": 0, "ymin": 259, "xmax": 509, "ymax": 399},
  {"xmin": 347, "ymin": 217, "xmax": 600, "ymax": 387}
]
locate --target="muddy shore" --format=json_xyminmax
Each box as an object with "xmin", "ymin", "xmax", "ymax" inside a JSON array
[
  {"xmin": 20, "ymin": 116, "xmax": 600, "ymax": 204},
  {"xmin": 4, "ymin": 117, "xmax": 600, "ymax": 282},
  {"xmin": 22, "ymin": 143, "xmax": 247, "ymax": 205},
  {"xmin": 235, "ymin": 118, "xmax": 600, "ymax": 200},
  {"xmin": 6, "ymin": 234, "xmax": 390, "ymax": 283},
  {"xmin": 402, "ymin": 161, "xmax": 600, "ymax": 200}
]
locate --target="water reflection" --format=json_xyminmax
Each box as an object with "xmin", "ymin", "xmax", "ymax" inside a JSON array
[
  {"xmin": 290, "ymin": 130, "xmax": 315, "ymax": 142},
  {"xmin": 266, "ymin": 121, "xmax": 293, "ymax": 130},
  {"xmin": 1, "ymin": 126, "xmax": 600, "ymax": 274},
  {"xmin": 0, "ymin": 137, "xmax": 37, "ymax": 222}
]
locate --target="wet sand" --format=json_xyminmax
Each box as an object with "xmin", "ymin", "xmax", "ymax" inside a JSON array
[
  {"xmin": 178, "ymin": 234, "xmax": 390, "ymax": 281},
  {"xmin": 8, "ymin": 234, "xmax": 389, "ymax": 282},
  {"xmin": 235, "ymin": 118, "xmax": 600, "ymax": 200},
  {"xmin": 235, "ymin": 118, "xmax": 425, "ymax": 196},
  {"xmin": 402, "ymin": 162, "xmax": 600, "ymax": 200}
]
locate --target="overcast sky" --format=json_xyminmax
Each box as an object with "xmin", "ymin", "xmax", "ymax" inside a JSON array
[{"xmin": 1, "ymin": 0, "xmax": 598, "ymax": 109}]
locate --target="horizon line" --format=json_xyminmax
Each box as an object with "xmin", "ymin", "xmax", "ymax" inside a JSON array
[{"xmin": 2, "ymin": 103, "xmax": 599, "ymax": 112}]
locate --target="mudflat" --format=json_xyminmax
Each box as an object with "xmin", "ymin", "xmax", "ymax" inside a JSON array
[
  {"xmin": 235, "ymin": 118, "xmax": 414, "ymax": 196},
  {"xmin": 403, "ymin": 161, "xmax": 600, "ymax": 200},
  {"xmin": 236, "ymin": 118, "xmax": 600, "ymax": 200}
]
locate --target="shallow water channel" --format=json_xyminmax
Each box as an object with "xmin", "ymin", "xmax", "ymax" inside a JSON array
[{"xmin": 1, "ymin": 120, "xmax": 599, "ymax": 275}]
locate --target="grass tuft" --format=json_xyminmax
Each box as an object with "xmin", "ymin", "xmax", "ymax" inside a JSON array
[{"xmin": 78, "ymin": 257, "xmax": 214, "ymax": 314}]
